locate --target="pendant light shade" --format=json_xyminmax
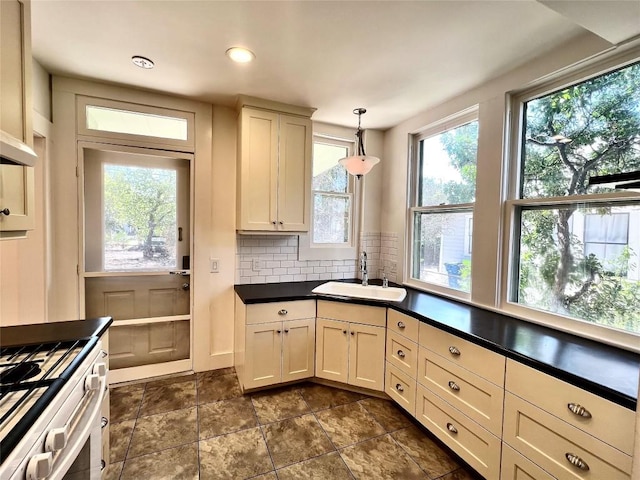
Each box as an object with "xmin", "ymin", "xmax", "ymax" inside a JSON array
[{"xmin": 339, "ymin": 108, "xmax": 380, "ymax": 178}]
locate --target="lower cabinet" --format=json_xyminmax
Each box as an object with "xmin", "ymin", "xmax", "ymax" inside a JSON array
[
  {"xmin": 500, "ymin": 444, "xmax": 554, "ymax": 480},
  {"xmin": 0, "ymin": 163, "xmax": 35, "ymax": 237},
  {"xmin": 235, "ymin": 298, "xmax": 316, "ymax": 391},
  {"xmin": 415, "ymin": 383, "xmax": 502, "ymax": 480},
  {"xmin": 315, "ymin": 301, "xmax": 386, "ymax": 391}
]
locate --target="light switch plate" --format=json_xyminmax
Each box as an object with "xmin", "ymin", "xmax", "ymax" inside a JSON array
[{"xmin": 210, "ymin": 258, "xmax": 220, "ymax": 273}]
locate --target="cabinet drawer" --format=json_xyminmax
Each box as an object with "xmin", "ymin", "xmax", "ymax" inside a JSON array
[
  {"xmin": 246, "ymin": 300, "xmax": 315, "ymax": 324},
  {"xmin": 419, "ymin": 323, "xmax": 505, "ymax": 386},
  {"xmin": 385, "ymin": 362, "xmax": 416, "ymax": 416},
  {"xmin": 416, "ymin": 383, "xmax": 501, "ymax": 480},
  {"xmin": 386, "ymin": 330, "xmax": 418, "ymax": 379},
  {"xmin": 501, "ymin": 443, "xmax": 554, "ymax": 480},
  {"xmin": 317, "ymin": 300, "xmax": 386, "ymax": 327},
  {"xmin": 506, "ymin": 360, "xmax": 635, "ymax": 455},
  {"xmin": 387, "ymin": 309, "xmax": 419, "ymax": 342},
  {"xmin": 503, "ymin": 393, "xmax": 632, "ymax": 480},
  {"xmin": 418, "ymin": 347, "xmax": 504, "ymax": 436}
]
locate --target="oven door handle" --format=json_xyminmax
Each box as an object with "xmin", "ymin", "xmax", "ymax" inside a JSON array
[{"xmin": 45, "ymin": 370, "xmax": 106, "ymax": 479}]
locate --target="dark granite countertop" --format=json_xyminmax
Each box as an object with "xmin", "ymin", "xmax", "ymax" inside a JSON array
[
  {"xmin": 235, "ymin": 280, "xmax": 640, "ymax": 410},
  {"xmin": 0, "ymin": 317, "xmax": 112, "ymax": 347}
]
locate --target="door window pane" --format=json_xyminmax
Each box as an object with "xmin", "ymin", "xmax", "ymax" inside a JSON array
[
  {"xmin": 104, "ymin": 164, "xmax": 177, "ymax": 271},
  {"xmin": 412, "ymin": 211, "xmax": 472, "ymax": 292}
]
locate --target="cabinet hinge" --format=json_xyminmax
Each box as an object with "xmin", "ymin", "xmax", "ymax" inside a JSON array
[
  {"xmin": 76, "ymin": 166, "xmax": 79, "ymax": 178},
  {"xmin": 77, "ymin": 264, "xmax": 80, "ymax": 275}
]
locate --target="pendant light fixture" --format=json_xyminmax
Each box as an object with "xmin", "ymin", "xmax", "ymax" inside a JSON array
[{"xmin": 339, "ymin": 108, "xmax": 380, "ymax": 178}]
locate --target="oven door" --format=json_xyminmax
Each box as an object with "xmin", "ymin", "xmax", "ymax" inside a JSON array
[{"xmin": 15, "ymin": 349, "xmax": 106, "ymax": 480}]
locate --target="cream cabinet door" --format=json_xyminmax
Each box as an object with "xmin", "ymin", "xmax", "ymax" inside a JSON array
[
  {"xmin": 0, "ymin": 164, "xmax": 34, "ymax": 233},
  {"xmin": 237, "ymin": 108, "xmax": 279, "ymax": 231},
  {"xmin": 348, "ymin": 323, "xmax": 385, "ymax": 391},
  {"xmin": 315, "ymin": 318, "xmax": 348, "ymax": 383},
  {"xmin": 245, "ymin": 322, "xmax": 282, "ymax": 389},
  {"xmin": 282, "ymin": 318, "xmax": 315, "ymax": 382},
  {"xmin": 277, "ymin": 114, "xmax": 311, "ymax": 231}
]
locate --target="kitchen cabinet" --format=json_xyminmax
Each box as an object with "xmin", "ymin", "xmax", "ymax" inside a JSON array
[
  {"xmin": 315, "ymin": 300, "xmax": 386, "ymax": 391},
  {"xmin": 416, "ymin": 321, "xmax": 505, "ymax": 480},
  {"xmin": 385, "ymin": 310, "xmax": 419, "ymax": 415},
  {"xmin": 235, "ymin": 298, "xmax": 315, "ymax": 390},
  {"xmin": 0, "ymin": 0, "xmax": 36, "ymax": 238},
  {"xmin": 503, "ymin": 359, "xmax": 635, "ymax": 480},
  {"xmin": 236, "ymin": 98, "xmax": 314, "ymax": 233}
]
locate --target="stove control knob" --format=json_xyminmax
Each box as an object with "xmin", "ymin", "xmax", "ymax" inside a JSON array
[
  {"xmin": 93, "ymin": 362, "xmax": 107, "ymax": 377},
  {"xmin": 85, "ymin": 373, "xmax": 100, "ymax": 391},
  {"xmin": 45, "ymin": 426, "xmax": 68, "ymax": 452},
  {"xmin": 26, "ymin": 452, "xmax": 53, "ymax": 479}
]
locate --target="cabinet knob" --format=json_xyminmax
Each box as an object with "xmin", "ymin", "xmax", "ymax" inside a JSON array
[
  {"xmin": 567, "ymin": 403, "xmax": 592, "ymax": 418},
  {"xmin": 278, "ymin": 309, "xmax": 288, "ymax": 316},
  {"xmin": 397, "ymin": 350, "xmax": 406, "ymax": 358},
  {"xmin": 343, "ymin": 330, "xmax": 347, "ymax": 334},
  {"xmin": 284, "ymin": 329, "xmax": 289, "ymax": 333},
  {"xmin": 0, "ymin": 208, "xmax": 10, "ymax": 216},
  {"xmin": 272, "ymin": 221, "xmax": 277, "ymax": 225},
  {"xmin": 565, "ymin": 453, "xmax": 589, "ymax": 471},
  {"xmin": 350, "ymin": 331, "xmax": 355, "ymax": 336},
  {"xmin": 278, "ymin": 221, "xmax": 284, "ymax": 225},
  {"xmin": 446, "ymin": 423, "xmax": 458, "ymax": 434},
  {"xmin": 448, "ymin": 381, "xmax": 460, "ymax": 391},
  {"xmin": 448, "ymin": 346, "xmax": 461, "ymax": 356},
  {"xmin": 395, "ymin": 383, "xmax": 404, "ymax": 392},
  {"xmin": 277, "ymin": 330, "xmax": 281, "ymax": 334},
  {"xmin": 397, "ymin": 321, "xmax": 405, "ymax": 329}
]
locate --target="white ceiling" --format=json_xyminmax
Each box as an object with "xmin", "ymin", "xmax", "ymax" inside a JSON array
[{"xmin": 31, "ymin": 1, "xmax": 619, "ymax": 130}]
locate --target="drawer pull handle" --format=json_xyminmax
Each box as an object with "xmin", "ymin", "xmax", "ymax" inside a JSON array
[
  {"xmin": 395, "ymin": 383, "xmax": 404, "ymax": 392},
  {"xmin": 397, "ymin": 321, "xmax": 406, "ymax": 329},
  {"xmin": 397, "ymin": 350, "xmax": 406, "ymax": 358},
  {"xmin": 448, "ymin": 346, "xmax": 461, "ymax": 356},
  {"xmin": 448, "ymin": 381, "xmax": 460, "ymax": 391},
  {"xmin": 565, "ymin": 453, "xmax": 589, "ymax": 471},
  {"xmin": 567, "ymin": 403, "xmax": 592, "ymax": 418},
  {"xmin": 446, "ymin": 422, "xmax": 458, "ymax": 434},
  {"xmin": 278, "ymin": 309, "xmax": 288, "ymax": 316},
  {"xmin": 101, "ymin": 460, "xmax": 106, "ymax": 471},
  {"xmin": 101, "ymin": 417, "xmax": 108, "ymax": 429}
]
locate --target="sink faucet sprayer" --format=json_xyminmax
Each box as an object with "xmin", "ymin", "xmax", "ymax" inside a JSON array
[{"xmin": 360, "ymin": 251, "xmax": 368, "ymax": 286}]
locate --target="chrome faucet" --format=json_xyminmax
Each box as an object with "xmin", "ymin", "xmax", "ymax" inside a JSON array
[
  {"xmin": 382, "ymin": 271, "xmax": 389, "ymax": 288},
  {"xmin": 360, "ymin": 251, "xmax": 368, "ymax": 286}
]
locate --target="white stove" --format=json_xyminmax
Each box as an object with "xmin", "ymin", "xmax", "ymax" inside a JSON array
[{"xmin": 0, "ymin": 338, "xmax": 107, "ymax": 480}]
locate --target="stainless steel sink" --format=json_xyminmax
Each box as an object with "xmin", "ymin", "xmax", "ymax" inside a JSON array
[{"xmin": 312, "ymin": 281, "xmax": 407, "ymax": 302}]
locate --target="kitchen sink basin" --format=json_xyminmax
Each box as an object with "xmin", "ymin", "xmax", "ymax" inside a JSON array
[{"xmin": 312, "ymin": 281, "xmax": 407, "ymax": 302}]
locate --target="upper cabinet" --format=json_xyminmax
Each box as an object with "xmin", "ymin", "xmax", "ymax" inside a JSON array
[
  {"xmin": 236, "ymin": 97, "xmax": 314, "ymax": 233},
  {"xmin": 0, "ymin": 0, "xmax": 36, "ymax": 238}
]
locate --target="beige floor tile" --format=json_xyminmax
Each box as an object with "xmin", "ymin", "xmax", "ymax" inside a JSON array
[
  {"xmin": 251, "ymin": 388, "xmax": 310, "ymax": 424},
  {"xmin": 359, "ymin": 397, "xmax": 412, "ymax": 432},
  {"xmin": 199, "ymin": 427, "xmax": 273, "ymax": 479},
  {"xmin": 315, "ymin": 402, "xmax": 385, "ymax": 448},
  {"xmin": 109, "ymin": 420, "xmax": 135, "ymax": 463},
  {"xmin": 276, "ymin": 451, "xmax": 354, "ymax": 480},
  {"xmin": 391, "ymin": 425, "xmax": 460, "ymax": 478},
  {"xmin": 120, "ymin": 443, "xmax": 198, "ymax": 480},
  {"xmin": 138, "ymin": 380, "xmax": 197, "ymax": 417},
  {"xmin": 128, "ymin": 407, "xmax": 198, "ymax": 458},
  {"xmin": 110, "ymin": 387, "xmax": 144, "ymax": 423},
  {"xmin": 103, "ymin": 462, "xmax": 123, "ymax": 480},
  {"xmin": 197, "ymin": 373, "xmax": 243, "ymax": 404},
  {"xmin": 198, "ymin": 396, "xmax": 258, "ymax": 439},
  {"xmin": 299, "ymin": 384, "xmax": 364, "ymax": 411},
  {"xmin": 261, "ymin": 414, "xmax": 335, "ymax": 468},
  {"xmin": 339, "ymin": 435, "xmax": 427, "ymax": 480}
]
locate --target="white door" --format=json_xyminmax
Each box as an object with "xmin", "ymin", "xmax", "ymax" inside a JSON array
[{"xmin": 81, "ymin": 143, "xmax": 192, "ymax": 383}]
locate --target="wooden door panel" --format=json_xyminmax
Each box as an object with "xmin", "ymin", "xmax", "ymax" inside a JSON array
[
  {"xmin": 315, "ymin": 318, "xmax": 348, "ymax": 382},
  {"xmin": 245, "ymin": 323, "xmax": 282, "ymax": 389},
  {"xmin": 282, "ymin": 318, "xmax": 315, "ymax": 382},
  {"xmin": 349, "ymin": 323, "xmax": 385, "ymax": 391}
]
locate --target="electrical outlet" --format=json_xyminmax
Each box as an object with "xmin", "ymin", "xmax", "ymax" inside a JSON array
[
  {"xmin": 252, "ymin": 259, "xmax": 263, "ymax": 271},
  {"xmin": 210, "ymin": 258, "xmax": 220, "ymax": 273}
]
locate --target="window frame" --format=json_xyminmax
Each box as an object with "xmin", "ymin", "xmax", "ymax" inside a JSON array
[
  {"xmin": 500, "ymin": 52, "xmax": 640, "ymax": 348},
  {"xmin": 405, "ymin": 108, "xmax": 479, "ymax": 298},
  {"xmin": 298, "ymin": 134, "xmax": 358, "ymax": 261}
]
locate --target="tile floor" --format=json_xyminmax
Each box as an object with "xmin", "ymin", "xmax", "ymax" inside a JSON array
[{"xmin": 104, "ymin": 368, "xmax": 477, "ymax": 480}]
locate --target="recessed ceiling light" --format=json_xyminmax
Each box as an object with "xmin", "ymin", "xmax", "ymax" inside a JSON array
[
  {"xmin": 132, "ymin": 55, "xmax": 154, "ymax": 69},
  {"xmin": 226, "ymin": 47, "xmax": 255, "ymax": 63}
]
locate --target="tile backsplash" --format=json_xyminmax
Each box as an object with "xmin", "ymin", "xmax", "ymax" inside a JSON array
[{"xmin": 235, "ymin": 233, "xmax": 398, "ymax": 284}]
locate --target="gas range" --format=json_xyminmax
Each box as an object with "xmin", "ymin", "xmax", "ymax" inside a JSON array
[{"xmin": 0, "ymin": 319, "xmax": 110, "ymax": 480}]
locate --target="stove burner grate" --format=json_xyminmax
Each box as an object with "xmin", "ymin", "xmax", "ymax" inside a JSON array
[{"xmin": 0, "ymin": 362, "xmax": 42, "ymax": 385}]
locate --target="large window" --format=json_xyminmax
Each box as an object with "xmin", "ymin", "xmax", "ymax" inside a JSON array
[
  {"xmin": 509, "ymin": 61, "xmax": 640, "ymax": 335},
  {"xmin": 409, "ymin": 113, "xmax": 479, "ymax": 294}
]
